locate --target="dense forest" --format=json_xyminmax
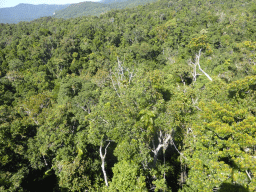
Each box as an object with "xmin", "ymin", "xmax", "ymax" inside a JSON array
[
  {"xmin": 53, "ymin": 0, "xmax": 158, "ymax": 19},
  {"xmin": 0, "ymin": 0, "xmax": 159, "ymax": 24},
  {"xmin": 0, "ymin": 0, "xmax": 256, "ymax": 191}
]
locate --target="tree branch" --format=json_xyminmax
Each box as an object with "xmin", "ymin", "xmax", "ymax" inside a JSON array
[
  {"xmin": 100, "ymin": 141, "xmax": 111, "ymax": 186},
  {"xmin": 245, "ymin": 170, "xmax": 252, "ymax": 181},
  {"xmin": 170, "ymin": 137, "xmax": 187, "ymax": 160},
  {"xmin": 152, "ymin": 132, "xmax": 172, "ymax": 167},
  {"xmin": 197, "ymin": 49, "xmax": 212, "ymax": 81}
]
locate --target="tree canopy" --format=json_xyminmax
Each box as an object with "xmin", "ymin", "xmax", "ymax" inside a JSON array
[{"xmin": 0, "ymin": 0, "xmax": 256, "ymax": 191}]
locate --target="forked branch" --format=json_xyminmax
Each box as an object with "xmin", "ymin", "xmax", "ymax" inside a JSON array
[
  {"xmin": 189, "ymin": 49, "xmax": 212, "ymax": 82},
  {"xmin": 196, "ymin": 49, "xmax": 212, "ymax": 81}
]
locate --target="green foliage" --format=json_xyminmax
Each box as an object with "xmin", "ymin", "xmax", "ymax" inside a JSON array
[
  {"xmin": 54, "ymin": 0, "xmax": 159, "ymax": 19},
  {"xmin": 108, "ymin": 160, "xmax": 147, "ymax": 191},
  {"xmin": 1, "ymin": 0, "xmax": 256, "ymax": 191},
  {"xmin": 183, "ymin": 81, "xmax": 256, "ymax": 191}
]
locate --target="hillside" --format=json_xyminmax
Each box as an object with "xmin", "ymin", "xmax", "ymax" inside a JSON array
[
  {"xmin": 53, "ymin": 1, "xmax": 109, "ymax": 18},
  {"xmin": 0, "ymin": 3, "xmax": 69, "ymax": 24},
  {"xmin": 54, "ymin": 0, "xmax": 159, "ymax": 19},
  {"xmin": 101, "ymin": 0, "xmax": 129, "ymax": 3},
  {"xmin": 0, "ymin": 0, "xmax": 159, "ymax": 24},
  {"xmin": 0, "ymin": 0, "xmax": 256, "ymax": 191}
]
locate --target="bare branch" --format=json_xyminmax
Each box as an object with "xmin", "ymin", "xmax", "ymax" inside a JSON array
[
  {"xmin": 197, "ymin": 49, "xmax": 212, "ymax": 81},
  {"xmin": 187, "ymin": 127, "xmax": 196, "ymax": 138},
  {"xmin": 188, "ymin": 60, "xmax": 199, "ymax": 82},
  {"xmin": 192, "ymin": 98, "xmax": 202, "ymax": 111},
  {"xmin": 110, "ymin": 72, "xmax": 121, "ymax": 98},
  {"xmin": 42, "ymin": 155, "xmax": 48, "ymax": 166},
  {"xmin": 100, "ymin": 141, "xmax": 111, "ymax": 186},
  {"xmin": 246, "ymin": 170, "xmax": 252, "ymax": 181},
  {"xmin": 189, "ymin": 49, "xmax": 212, "ymax": 82},
  {"xmin": 110, "ymin": 56, "xmax": 137, "ymax": 98},
  {"xmin": 152, "ymin": 132, "xmax": 172, "ymax": 166},
  {"xmin": 170, "ymin": 137, "xmax": 187, "ymax": 160}
]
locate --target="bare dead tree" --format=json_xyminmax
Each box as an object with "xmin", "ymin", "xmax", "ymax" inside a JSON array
[
  {"xmin": 152, "ymin": 130, "xmax": 172, "ymax": 167},
  {"xmin": 110, "ymin": 57, "xmax": 136, "ymax": 98},
  {"xmin": 191, "ymin": 97, "xmax": 202, "ymax": 111},
  {"xmin": 189, "ymin": 49, "xmax": 212, "ymax": 82},
  {"xmin": 188, "ymin": 59, "xmax": 200, "ymax": 82},
  {"xmin": 42, "ymin": 155, "xmax": 48, "ymax": 166},
  {"xmin": 245, "ymin": 170, "xmax": 252, "ymax": 181},
  {"xmin": 197, "ymin": 50, "xmax": 212, "ymax": 81},
  {"xmin": 152, "ymin": 129, "xmax": 188, "ymax": 167}
]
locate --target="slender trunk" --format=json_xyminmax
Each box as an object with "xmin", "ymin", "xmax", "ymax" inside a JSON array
[
  {"xmin": 100, "ymin": 142, "xmax": 110, "ymax": 187},
  {"xmin": 43, "ymin": 155, "xmax": 48, "ymax": 166},
  {"xmin": 163, "ymin": 150, "xmax": 166, "ymax": 180},
  {"xmin": 153, "ymin": 143, "xmax": 164, "ymax": 166},
  {"xmin": 101, "ymin": 161, "xmax": 108, "ymax": 186},
  {"xmin": 197, "ymin": 49, "xmax": 212, "ymax": 81}
]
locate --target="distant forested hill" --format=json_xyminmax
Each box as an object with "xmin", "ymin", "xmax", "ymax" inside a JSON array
[
  {"xmin": 0, "ymin": 0, "xmax": 159, "ymax": 24},
  {"xmin": 100, "ymin": 0, "xmax": 129, "ymax": 4},
  {"xmin": 0, "ymin": 3, "xmax": 69, "ymax": 24},
  {"xmin": 53, "ymin": 0, "xmax": 158, "ymax": 19}
]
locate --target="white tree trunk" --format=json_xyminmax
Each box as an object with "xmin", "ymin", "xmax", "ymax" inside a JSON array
[
  {"xmin": 100, "ymin": 141, "xmax": 110, "ymax": 186},
  {"xmin": 196, "ymin": 49, "xmax": 212, "ymax": 81},
  {"xmin": 189, "ymin": 49, "xmax": 212, "ymax": 82},
  {"xmin": 152, "ymin": 131, "xmax": 171, "ymax": 167}
]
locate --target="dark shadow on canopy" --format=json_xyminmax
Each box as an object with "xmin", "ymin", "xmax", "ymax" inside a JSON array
[{"xmin": 218, "ymin": 183, "xmax": 249, "ymax": 192}]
